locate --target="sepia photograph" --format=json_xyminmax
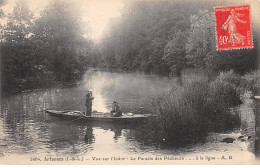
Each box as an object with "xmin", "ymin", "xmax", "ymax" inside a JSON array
[{"xmin": 0, "ymin": 0, "xmax": 260, "ymax": 165}]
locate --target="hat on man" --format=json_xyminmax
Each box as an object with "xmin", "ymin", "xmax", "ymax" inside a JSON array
[{"xmin": 86, "ymin": 89, "xmax": 93, "ymax": 93}]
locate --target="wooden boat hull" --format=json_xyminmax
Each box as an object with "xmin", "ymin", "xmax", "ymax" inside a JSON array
[{"xmin": 45, "ymin": 110, "xmax": 152, "ymax": 124}]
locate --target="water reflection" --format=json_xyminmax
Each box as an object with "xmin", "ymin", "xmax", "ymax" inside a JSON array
[
  {"xmin": 112, "ymin": 128, "xmax": 122, "ymax": 141},
  {"xmin": 81, "ymin": 70, "xmax": 172, "ymax": 113},
  {"xmin": 0, "ymin": 70, "xmax": 256, "ymax": 161},
  {"xmin": 84, "ymin": 126, "xmax": 94, "ymax": 144}
]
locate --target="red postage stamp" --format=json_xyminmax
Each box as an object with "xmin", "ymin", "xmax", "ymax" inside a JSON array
[{"xmin": 214, "ymin": 5, "xmax": 253, "ymax": 50}]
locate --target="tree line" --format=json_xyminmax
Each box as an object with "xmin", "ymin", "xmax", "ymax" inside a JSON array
[
  {"xmin": 1, "ymin": 0, "xmax": 259, "ymax": 94},
  {"xmin": 1, "ymin": 0, "xmax": 98, "ymax": 93},
  {"xmin": 99, "ymin": 0, "xmax": 259, "ymax": 76}
]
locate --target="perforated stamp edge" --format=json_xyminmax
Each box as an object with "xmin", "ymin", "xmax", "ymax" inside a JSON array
[{"xmin": 214, "ymin": 4, "xmax": 254, "ymax": 51}]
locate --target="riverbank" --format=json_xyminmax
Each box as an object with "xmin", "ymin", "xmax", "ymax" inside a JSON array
[
  {"xmin": 0, "ymin": 67, "xmax": 164, "ymax": 97},
  {"xmin": 0, "ymin": 69, "xmax": 259, "ymax": 163},
  {"xmin": 137, "ymin": 70, "xmax": 260, "ymax": 146}
]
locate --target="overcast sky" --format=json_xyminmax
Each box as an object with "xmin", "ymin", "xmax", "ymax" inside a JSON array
[
  {"xmin": 1, "ymin": 0, "xmax": 260, "ymax": 42},
  {"xmin": 1, "ymin": 0, "xmax": 123, "ymax": 42}
]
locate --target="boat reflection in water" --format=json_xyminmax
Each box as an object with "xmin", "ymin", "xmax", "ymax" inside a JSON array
[
  {"xmin": 0, "ymin": 70, "xmax": 255, "ymax": 161},
  {"xmin": 84, "ymin": 125, "xmax": 123, "ymax": 143},
  {"xmin": 112, "ymin": 128, "xmax": 122, "ymax": 140},
  {"xmin": 84, "ymin": 126, "xmax": 94, "ymax": 144}
]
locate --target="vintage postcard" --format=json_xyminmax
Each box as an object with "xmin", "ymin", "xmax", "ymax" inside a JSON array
[{"xmin": 0, "ymin": 0, "xmax": 260, "ymax": 165}]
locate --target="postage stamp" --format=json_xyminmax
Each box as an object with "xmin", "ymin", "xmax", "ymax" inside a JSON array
[{"xmin": 214, "ymin": 5, "xmax": 253, "ymax": 50}]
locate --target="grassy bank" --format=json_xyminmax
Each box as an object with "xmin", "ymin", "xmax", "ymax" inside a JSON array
[{"xmin": 140, "ymin": 69, "xmax": 259, "ymax": 146}]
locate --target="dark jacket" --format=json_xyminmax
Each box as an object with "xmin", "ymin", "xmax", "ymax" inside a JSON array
[
  {"xmin": 85, "ymin": 92, "xmax": 94, "ymax": 107},
  {"xmin": 111, "ymin": 103, "xmax": 122, "ymax": 117}
]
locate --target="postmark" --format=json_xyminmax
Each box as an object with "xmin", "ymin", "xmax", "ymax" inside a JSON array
[{"xmin": 214, "ymin": 5, "xmax": 253, "ymax": 50}]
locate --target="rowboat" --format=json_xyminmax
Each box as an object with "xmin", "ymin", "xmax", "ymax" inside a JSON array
[{"xmin": 45, "ymin": 109, "xmax": 153, "ymax": 124}]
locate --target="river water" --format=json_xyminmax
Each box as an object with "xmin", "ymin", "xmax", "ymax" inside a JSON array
[{"xmin": 0, "ymin": 70, "xmax": 257, "ymax": 164}]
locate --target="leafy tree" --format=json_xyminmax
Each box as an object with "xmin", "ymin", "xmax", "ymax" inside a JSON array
[
  {"xmin": 163, "ymin": 30, "xmax": 188, "ymax": 76},
  {"xmin": 1, "ymin": 0, "xmax": 36, "ymax": 92},
  {"xmin": 100, "ymin": 1, "xmax": 190, "ymax": 74},
  {"xmin": 101, "ymin": 0, "xmax": 258, "ymax": 75},
  {"xmin": 185, "ymin": 9, "xmax": 215, "ymax": 68},
  {"xmin": 2, "ymin": 0, "xmax": 34, "ymax": 43},
  {"xmin": 33, "ymin": 0, "xmax": 93, "ymax": 84},
  {"xmin": 0, "ymin": 0, "xmax": 6, "ymax": 18},
  {"xmin": 1, "ymin": 0, "xmax": 95, "ymax": 93},
  {"xmin": 186, "ymin": 9, "xmax": 258, "ymax": 74}
]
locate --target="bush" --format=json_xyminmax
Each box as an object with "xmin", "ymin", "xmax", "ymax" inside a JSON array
[
  {"xmin": 207, "ymin": 75, "xmax": 241, "ymax": 130},
  {"xmin": 209, "ymin": 71, "xmax": 242, "ymax": 108},
  {"xmin": 181, "ymin": 68, "xmax": 209, "ymax": 85},
  {"xmin": 215, "ymin": 70, "xmax": 241, "ymax": 88},
  {"xmin": 241, "ymin": 70, "xmax": 260, "ymax": 95},
  {"xmin": 145, "ymin": 70, "xmax": 242, "ymax": 145}
]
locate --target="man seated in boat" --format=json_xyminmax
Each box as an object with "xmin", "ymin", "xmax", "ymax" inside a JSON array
[
  {"xmin": 85, "ymin": 89, "xmax": 94, "ymax": 116},
  {"xmin": 111, "ymin": 101, "xmax": 122, "ymax": 117}
]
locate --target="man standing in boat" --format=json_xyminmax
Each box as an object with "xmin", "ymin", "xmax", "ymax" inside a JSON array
[
  {"xmin": 111, "ymin": 101, "xmax": 122, "ymax": 117},
  {"xmin": 85, "ymin": 89, "xmax": 94, "ymax": 116}
]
